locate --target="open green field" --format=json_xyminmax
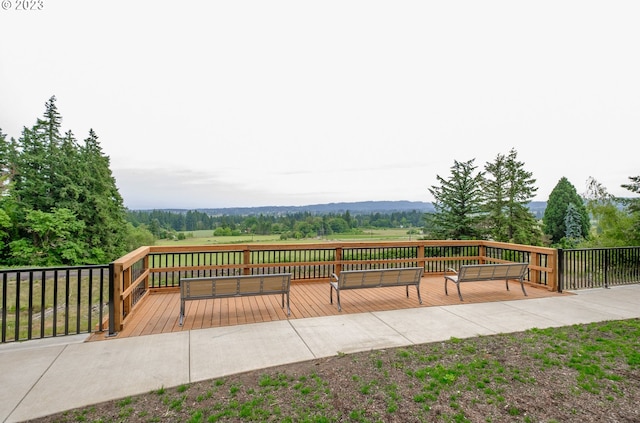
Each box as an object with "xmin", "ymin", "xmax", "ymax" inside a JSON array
[{"xmin": 155, "ymin": 228, "xmax": 419, "ymax": 246}]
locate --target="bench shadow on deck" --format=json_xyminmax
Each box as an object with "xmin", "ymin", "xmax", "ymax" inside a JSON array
[{"xmin": 97, "ymin": 275, "xmax": 570, "ymax": 341}]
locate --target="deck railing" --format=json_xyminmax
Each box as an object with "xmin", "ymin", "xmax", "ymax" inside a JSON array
[
  {"xmin": 0, "ymin": 265, "xmax": 109, "ymax": 343},
  {"xmin": 6, "ymin": 242, "xmax": 640, "ymax": 344},
  {"xmin": 558, "ymin": 247, "xmax": 640, "ymax": 290},
  {"xmin": 109, "ymin": 240, "xmax": 556, "ymax": 337},
  {"xmin": 0, "ymin": 240, "xmax": 561, "ymax": 343}
]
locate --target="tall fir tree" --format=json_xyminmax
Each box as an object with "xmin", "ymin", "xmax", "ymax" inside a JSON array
[
  {"xmin": 563, "ymin": 203, "xmax": 583, "ymax": 244},
  {"xmin": 11, "ymin": 96, "xmax": 66, "ymax": 212},
  {"xmin": 0, "ymin": 128, "xmax": 10, "ymax": 191},
  {"xmin": 0, "ymin": 129, "xmax": 13, "ymax": 256},
  {"xmin": 483, "ymin": 149, "xmax": 541, "ymax": 245},
  {"xmin": 427, "ymin": 159, "xmax": 485, "ymax": 240},
  {"xmin": 78, "ymin": 129, "xmax": 128, "ymax": 261},
  {"xmin": 3, "ymin": 97, "xmax": 129, "ymax": 265},
  {"xmin": 542, "ymin": 177, "xmax": 590, "ymax": 244}
]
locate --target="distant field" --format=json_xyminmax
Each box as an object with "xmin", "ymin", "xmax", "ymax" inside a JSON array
[{"xmin": 154, "ymin": 228, "xmax": 419, "ymax": 246}]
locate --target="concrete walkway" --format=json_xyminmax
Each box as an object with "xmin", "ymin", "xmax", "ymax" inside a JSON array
[{"xmin": 1, "ymin": 285, "xmax": 639, "ymax": 422}]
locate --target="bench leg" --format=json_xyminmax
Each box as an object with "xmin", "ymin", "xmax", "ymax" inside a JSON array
[
  {"xmin": 415, "ymin": 283, "xmax": 423, "ymax": 304},
  {"xmin": 179, "ymin": 299, "xmax": 185, "ymax": 326},
  {"xmin": 505, "ymin": 279, "xmax": 510, "ymax": 291},
  {"xmin": 407, "ymin": 284, "xmax": 423, "ymax": 304},
  {"xmin": 445, "ymin": 277, "xmax": 462, "ymax": 300},
  {"xmin": 456, "ymin": 283, "xmax": 464, "ymax": 301},
  {"xmin": 520, "ymin": 279, "xmax": 528, "ymax": 296},
  {"xmin": 329, "ymin": 285, "xmax": 342, "ymax": 312},
  {"xmin": 284, "ymin": 292, "xmax": 291, "ymax": 316},
  {"xmin": 329, "ymin": 285, "xmax": 342, "ymax": 311}
]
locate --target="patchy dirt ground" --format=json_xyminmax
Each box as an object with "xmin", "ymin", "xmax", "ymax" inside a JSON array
[{"xmin": 33, "ymin": 319, "xmax": 640, "ymax": 423}]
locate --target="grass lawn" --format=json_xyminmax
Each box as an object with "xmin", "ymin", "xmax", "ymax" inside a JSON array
[{"xmin": 155, "ymin": 228, "xmax": 416, "ymax": 246}]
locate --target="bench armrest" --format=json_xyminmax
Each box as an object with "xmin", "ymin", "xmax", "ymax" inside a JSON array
[
  {"xmin": 330, "ymin": 273, "xmax": 339, "ymax": 282},
  {"xmin": 444, "ymin": 268, "xmax": 458, "ymax": 276}
]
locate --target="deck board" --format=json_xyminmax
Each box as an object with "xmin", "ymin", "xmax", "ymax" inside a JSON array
[{"xmin": 95, "ymin": 276, "xmax": 570, "ymax": 341}]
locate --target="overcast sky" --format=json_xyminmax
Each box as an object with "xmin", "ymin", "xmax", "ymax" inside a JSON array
[{"xmin": 1, "ymin": 1, "xmax": 638, "ymax": 210}]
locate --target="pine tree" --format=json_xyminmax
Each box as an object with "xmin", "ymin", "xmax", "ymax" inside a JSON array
[
  {"xmin": 11, "ymin": 96, "xmax": 66, "ymax": 212},
  {"xmin": 564, "ymin": 203, "xmax": 583, "ymax": 244},
  {"xmin": 0, "ymin": 129, "xmax": 12, "ymax": 255},
  {"xmin": 427, "ymin": 159, "xmax": 485, "ymax": 240},
  {"xmin": 483, "ymin": 149, "xmax": 541, "ymax": 245},
  {"xmin": 78, "ymin": 129, "xmax": 128, "ymax": 262},
  {"xmin": 542, "ymin": 177, "xmax": 590, "ymax": 244},
  {"xmin": 483, "ymin": 152, "xmax": 509, "ymax": 241},
  {"xmin": 0, "ymin": 128, "xmax": 11, "ymax": 192},
  {"xmin": 3, "ymin": 97, "xmax": 129, "ymax": 265}
]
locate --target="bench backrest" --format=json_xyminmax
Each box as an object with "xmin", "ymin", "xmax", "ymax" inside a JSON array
[
  {"xmin": 181, "ymin": 273, "xmax": 291, "ymax": 299},
  {"xmin": 337, "ymin": 267, "xmax": 424, "ymax": 289},
  {"xmin": 458, "ymin": 263, "xmax": 528, "ymax": 282}
]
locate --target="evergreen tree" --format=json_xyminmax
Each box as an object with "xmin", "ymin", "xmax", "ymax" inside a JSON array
[
  {"xmin": 0, "ymin": 129, "xmax": 18, "ymax": 260},
  {"xmin": 483, "ymin": 149, "xmax": 541, "ymax": 245},
  {"xmin": 542, "ymin": 177, "xmax": 590, "ymax": 244},
  {"xmin": 563, "ymin": 203, "xmax": 583, "ymax": 245},
  {"xmin": 427, "ymin": 159, "xmax": 485, "ymax": 239},
  {"xmin": 2, "ymin": 97, "xmax": 129, "ymax": 265},
  {"xmin": 11, "ymin": 124, "xmax": 52, "ymax": 212},
  {"xmin": 0, "ymin": 128, "xmax": 11, "ymax": 193},
  {"xmin": 77, "ymin": 129, "xmax": 128, "ymax": 262}
]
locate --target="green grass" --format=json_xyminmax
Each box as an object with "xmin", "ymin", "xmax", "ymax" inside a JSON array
[
  {"xmin": 40, "ymin": 318, "xmax": 640, "ymax": 423},
  {"xmin": 155, "ymin": 228, "xmax": 415, "ymax": 246}
]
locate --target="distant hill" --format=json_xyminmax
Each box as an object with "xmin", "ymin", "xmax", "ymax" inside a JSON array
[{"xmin": 158, "ymin": 200, "xmax": 547, "ymax": 216}]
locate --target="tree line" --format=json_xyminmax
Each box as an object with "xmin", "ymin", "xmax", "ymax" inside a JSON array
[{"xmin": 126, "ymin": 209, "xmax": 426, "ymax": 240}]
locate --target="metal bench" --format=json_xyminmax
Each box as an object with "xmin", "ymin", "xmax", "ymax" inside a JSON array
[
  {"xmin": 179, "ymin": 273, "xmax": 291, "ymax": 326},
  {"xmin": 443, "ymin": 262, "xmax": 529, "ymax": 301},
  {"xmin": 329, "ymin": 267, "xmax": 424, "ymax": 311}
]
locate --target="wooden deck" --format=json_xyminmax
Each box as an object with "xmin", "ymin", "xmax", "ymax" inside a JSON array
[{"xmin": 97, "ymin": 275, "xmax": 570, "ymax": 340}]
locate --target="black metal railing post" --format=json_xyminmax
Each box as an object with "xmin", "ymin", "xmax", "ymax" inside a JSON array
[
  {"xmin": 557, "ymin": 248, "xmax": 564, "ymax": 293},
  {"xmin": 108, "ymin": 262, "xmax": 116, "ymax": 337},
  {"xmin": 604, "ymin": 248, "xmax": 609, "ymax": 289}
]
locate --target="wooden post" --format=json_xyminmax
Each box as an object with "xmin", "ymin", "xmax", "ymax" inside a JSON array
[
  {"xmin": 243, "ymin": 248, "xmax": 251, "ymax": 275},
  {"xmin": 549, "ymin": 248, "xmax": 559, "ymax": 292},
  {"xmin": 530, "ymin": 252, "xmax": 540, "ymax": 284},
  {"xmin": 109, "ymin": 262, "xmax": 122, "ymax": 336},
  {"xmin": 335, "ymin": 247, "xmax": 342, "ymax": 275},
  {"xmin": 479, "ymin": 243, "xmax": 486, "ymax": 264},
  {"xmin": 143, "ymin": 254, "xmax": 150, "ymax": 291},
  {"xmin": 417, "ymin": 244, "xmax": 425, "ymax": 269}
]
